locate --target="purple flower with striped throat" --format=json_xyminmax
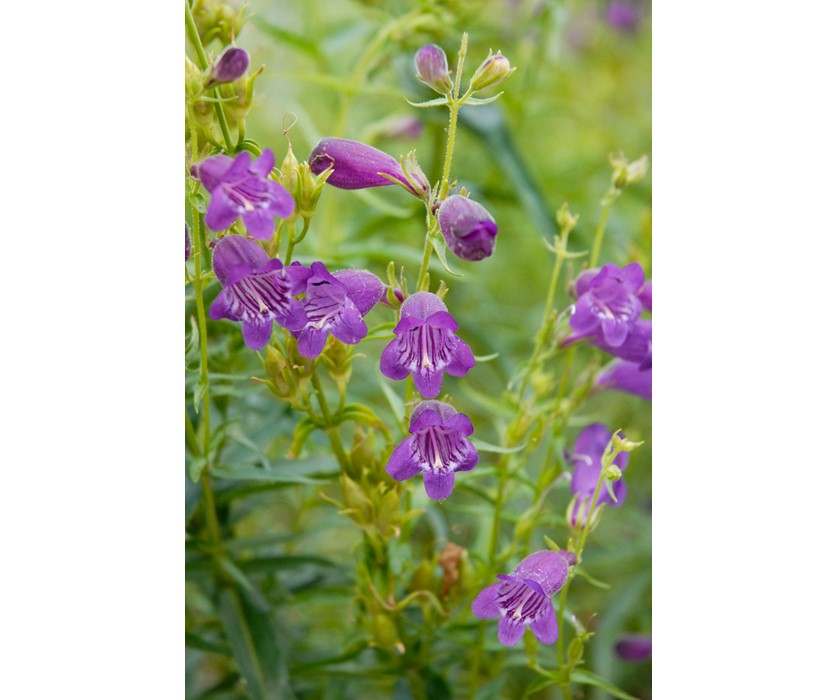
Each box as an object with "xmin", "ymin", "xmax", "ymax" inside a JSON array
[
  {"xmin": 209, "ymin": 235, "xmax": 308, "ymax": 350},
  {"xmin": 192, "ymin": 149, "xmax": 295, "ymax": 240},
  {"xmin": 472, "ymin": 550, "xmax": 576, "ymax": 646},
  {"xmin": 569, "ymin": 262, "xmax": 645, "ymax": 347},
  {"xmin": 567, "ymin": 423, "xmax": 629, "ymax": 528},
  {"xmin": 386, "ymin": 401, "xmax": 478, "ymax": 500},
  {"xmin": 291, "ymin": 262, "xmax": 385, "ymax": 358},
  {"xmin": 596, "ymin": 358, "xmax": 651, "ymax": 401},
  {"xmin": 308, "ymin": 138, "xmax": 428, "ymax": 198},
  {"xmin": 380, "ymin": 292, "xmax": 475, "ymax": 398}
]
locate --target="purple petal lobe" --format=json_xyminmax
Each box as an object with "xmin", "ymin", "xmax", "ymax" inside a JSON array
[
  {"xmin": 597, "ymin": 359, "xmax": 652, "ymax": 401},
  {"xmin": 205, "ymin": 189, "xmax": 241, "ymax": 232},
  {"xmin": 192, "ymin": 154, "xmax": 233, "ymax": 192},
  {"xmin": 414, "ymin": 368, "xmax": 444, "ymax": 399},
  {"xmin": 530, "ymin": 603, "xmax": 559, "ymax": 644},
  {"xmin": 471, "ymin": 582, "xmax": 502, "ymax": 619},
  {"xmin": 423, "ymin": 470, "xmax": 455, "ymax": 500},
  {"xmin": 497, "ymin": 616, "xmax": 527, "ymax": 647},
  {"xmin": 386, "ymin": 440, "xmax": 423, "ymax": 481},
  {"xmin": 380, "ymin": 339, "xmax": 411, "ymax": 381},
  {"xmin": 296, "ymin": 328, "xmax": 328, "ymax": 358},
  {"xmin": 241, "ymin": 208, "xmax": 276, "ymax": 240},
  {"xmin": 251, "ymin": 148, "xmax": 275, "ymax": 178},
  {"xmin": 211, "ymin": 236, "xmax": 269, "ymax": 286},
  {"xmin": 242, "ymin": 319, "xmax": 273, "ymax": 350},
  {"xmin": 333, "ymin": 269, "xmax": 385, "ymax": 316}
]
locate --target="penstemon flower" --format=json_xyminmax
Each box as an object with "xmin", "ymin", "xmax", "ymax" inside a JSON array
[
  {"xmin": 566, "ymin": 423, "xmax": 629, "ymax": 528},
  {"xmin": 436, "ymin": 195, "xmax": 498, "ymax": 261},
  {"xmin": 471, "ymin": 550, "xmax": 576, "ymax": 646},
  {"xmin": 308, "ymin": 138, "xmax": 429, "ymax": 198},
  {"xmin": 414, "ymin": 44, "xmax": 453, "ymax": 94},
  {"xmin": 569, "ymin": 262, "xmax": 645, "ymax": 347},
  {"xmin": 206, "ymin": 46, "xmax": 250, "ymax": 87},
  {"xmin": 596, "ymin": 358, "xmax": 652, "ymax": 401},
  {"xmin": 615, "ymin": 634, "xmax": 652, "ymax": 662},
  {"xmin": 209, "ymin": 235, "xmax": 308, "ymax": 350},
  {"xmin": 380, "ymin": 292, "xmax": 475, "ymax": 398},
  {"xmin": 386, "ymin": 400, "xmax": 478, "ymax": 500},
  {"xmin": 291, "ymin": 262, "xmax": 385, "ymax": 358},
  {"xmin": 192, "ymin": 149, "xmax": 295, "ymax": 240}
]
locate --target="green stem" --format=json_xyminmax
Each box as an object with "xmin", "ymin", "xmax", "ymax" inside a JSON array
[
  {"xmin": 284, "ymin": 217, "xmax": 310, "ymax": 265},
  {"xmin": 440, "ymin": 33, "xmax": 469, "ymax": 201},
  {"xmin": 310, "ymin": 370, "xmax": 349, "ymax": 470},
  {"xmin": 185, "ymin": 1, "xmax": 235, "ymax": 153},
  {"xmin": 588, "ymin": 194, "xmax": 617, "ymax": 269}
]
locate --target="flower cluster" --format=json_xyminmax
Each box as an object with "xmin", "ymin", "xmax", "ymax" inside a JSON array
[
  {"xmin": 564, "ymin": 262, "xmax": 652, "ymax": 401},
  {"xmin": 208, "ymin": 235, "xmax": 383, "ymax": 353}
]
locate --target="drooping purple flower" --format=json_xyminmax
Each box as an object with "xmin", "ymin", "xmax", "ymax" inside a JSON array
[
  {"xmin": 606, "ymin": 1, "xmax": 641, "ymax": 34},
  {"xmin": 638, "ymin": 280, "xmax": 652, "ymax": 311},
  {"xmin": 291, "ymin": 262, "xmax": 385, "ymax": 358},
  {"xmin": 206, "ymin": 47, "xmax": 250, "ymax": 87},
  {"xmin": 569, "ymin": 262, "xmax": 645, "ymax": 347},
  {"xmin": 567, "ymin": 423, "xmax": 629, "ymax": 528},
  {"xmin": 209, "ymin": 235, "xmax": 308, "ymax": 350},
  {"xmin": 192, "ymin": 149, "xmax": 295, "ymax": 240},
  {"xmin": 615, "ymin": 634, "xmax": 652, "ymax": 662},
  {"xmin": 386, "ymin": 400, "xmax": 478, "ymax": 500},
  {"xmin": 589, "ymin": 318, "xmax": 652, "ymax": 365},
  {"xmin": 308, "ymin": 138, "xmax": 428, "ymax": 197},
  {"xmin": 437, "ymin": 195, "xmax": 498, "ymax": 261},
  {"xmin": 596, "ymin": 359, "xmax": 651, "ymax": 401},
  {"xmin": 414, "ymin": 44, "xmax": 453, "ymax": 94},
  {"xmin": 472, "ymin": 550, "xmax": 576, "ymax": 646},
  {"xmin": 380, "ymin": 292, "xmax": 475, "ymax": 398}
]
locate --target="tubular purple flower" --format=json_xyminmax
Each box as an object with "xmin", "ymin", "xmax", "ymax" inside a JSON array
[
  {"xmin": 414, "ymin": 44, "xmax": 453, "ymax": 94},
  {"xmin": 471, "ymin": 550, "xmax": 576, "ymax": 646},
  {"xmin": 308, "ymin": 138, "xmax": 428, "ymax": 197},
  {"xmin": 209, "ymin": 235, "xmax": 309, "ymax": 350},
  {"xmin": 596, "ymin": 359, "xmax": 651, "ymax": 401},
  {"xmin": 569, "ymin": 262, "xmax": 645, "ymax": 347},
  {"xmin": 615, "ymin": 635, "xmax": 652, "ymax": 662},
  {"xmin": 192, "ymin": 149, "xmax": 295, "ymax": 240},
  {"xmin": 437, "ymin": 195, "xmax": 498, "ymax": 261},
  {"xmin": 386, "ymin": 401, "xmax": 478, "ymax": 500},
  {"xmin": 290, "ymin": 262, "xmax": 385, "ymax": 358},
  {"xmin": 567, "ymin": 423, "xmax": 629, "ymax": 528},
  {"xmin": 380, "ymin": 292, "xmax": 475, "ymax": 398},
  {"xmin": 206, "ymin": 47, "xmax": 250, "ymax": 87}
]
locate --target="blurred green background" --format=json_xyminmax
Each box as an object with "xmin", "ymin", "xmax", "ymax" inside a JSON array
[{"xmin": 187, "ymin": 0, "xmax": 651, "ymax": 697}]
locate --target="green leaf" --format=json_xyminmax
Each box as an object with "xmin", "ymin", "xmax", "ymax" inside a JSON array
[
  {"xmin": 185, "ymin": 632, "xmax": 228, "ymax": 656},
  {"xmin": 430, "ymin": 234, "xmax": 463, "ymax": 277},
  {"xmin": 210, "ymin": 455, "xmax": 338, "ymax": 484},
  {"xmin": 462, "ymin": 92, "xmax": 504, "ymax": 106},
  {"xmin": 524, "ymin": 675, "xmax": 559, "ymax": 696},
  {"xmin": 193, "ymin": 377, "xmax": 208, "ymax": 413},
  {"xmin": 218, "ymin": 586, "xmax": 294, "ymax": 700},
  {"xmin": 377, "ymin": 375, "xmax": 405, "ymax": 426},
  {"xmin": 188, "ymin": 455, "xmax": 207, "ymax": 483},
  {"xmin": 570, "ymin": 669, "xmax": 640, "ymax": 700},
  {"xmin": 405, "ymin": 96, "xmax": 448, "ymax": 108},
  {"xmin": 573, "ymin": 566, "xmax": 612, "ymax": 590},
  {"xmin": 188, "ymin": 192, "xmax": 207, "ymax": 214},
  {"xmin": 471, "ymin": 438, "xmax": 526, "ymax": 454}
]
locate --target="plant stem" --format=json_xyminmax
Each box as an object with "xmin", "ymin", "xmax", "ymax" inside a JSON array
[
  {"xmin": 185, "ymin": 1, "xmax": 235, "ymax": 153},
  {"xmin": 310, "ymin": 370, "xmax": 349, "ymax": 471},
  {"xmin": 440, "ymin": 33, "xmax": 469, "ymax": 201},
  {"xmin": 588, "ymin": 194, "xmax": 617, "ymax": 269}
]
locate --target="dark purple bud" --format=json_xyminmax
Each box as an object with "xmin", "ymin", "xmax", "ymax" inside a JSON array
[
  {"xmin": 207, "ymin": 47, "xmax": 250, "ymax": 87},
  {"xmin": 615, "ymin": 635, "xmax": 652, "ymax": 662},
  {"xmin": 414, "ymin": 45, "xmax": 453, "ymax": 95},
  {"xmin": 308, "ymin": 138, "xmax": 428, "ymax": 198},
  {"xmin": 437, "ymin": 195, "xmax": 498, "ymax": 261}
]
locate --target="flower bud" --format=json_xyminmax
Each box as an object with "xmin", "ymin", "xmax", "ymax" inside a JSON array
[
  {"xmin": 191, "ymin": 0, "xmax": 244, "ymax": 46},
  {"xmin": 605, "ymin": 464, "xmax": 623, "ymax": 481},
  {"xmin": 414, "ymin": 44, "xmax": 453, "ymax": 95},
  {"xmin": 221, "ymin": 67, "xmax": 262, "ymax": 124},
  {"xmin": 436, "ymin": 195, "xmax": 498, "ymax": 261},
  {"xmin": 206, "ymin": 47, "xmax": 250, "ymax": 87},
  {"xmin": 469, "ymin": 51, "xmax": 515, "ymax": 92},
  {"xmin": 610, "ymin": 153, "xmax": 648, "ymax": 190},
  {"xmin": 557, "ymin": 203, "xmax": 579, "ymax": 236},
  {"xmin": 409, "ymin": 559, "xmax": 437, "ymax": 593},
  {"xmin": 370, "ymin": 614, "xmax": 404, "ymax": 653}
]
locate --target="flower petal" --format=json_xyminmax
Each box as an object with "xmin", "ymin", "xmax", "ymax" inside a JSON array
[
  {"xmin": 380, "ymin": 339, "xmax": 411, "ymax": 381},
  {"xmin": 241, "ymin": 319, "xmax": 273, "ymax": 350},
  {"xmin": 329, "ymin": 302, "xmax": 368, "ymax": 345},
  {"xmin": 399, "ymin": 292, "xmax": 447, "ymax": 322},
  {"xmin": 423, "ymin": 470, "xmax": 455, "ymax": 500},
  {"xmin": 250, "ymin": 148, "xmax": 275, "ymax": 178},
  {"xmin": 413, "ymin": 368, "xmax": 444, "ymax": 399},
  {"xmin": 265, "ymin": 180, "xmax": 296, "ymax": 219},
  {"xmin": 530, "ymin": 602, "xmax": 559, "ymax": 644},
  {"xmin": 453, "ymin": 439, "xmax": 479, "ymax": 473},
  {"xmin": 241, "ymin": 208, "xmax": 276, "ymax": 240},
  {"xmin": 497, "ymin": 616, "xmax": 527, "ymax": 647},
  {"xmin": 445, "ymin": 337, "xmax": 476, "ymax": 377},
  {"xmin": 471, "ymin": 583, "xmax": 502, "ymax": 619},
  {"xmin": 205, "ymin": 189, "xmax": 241, "ymax": 232},
  {"xmin": 296, "ymin": 327, "xmax": 328, "ymax": 358},
  {"xmin": 334, "ymin": 269, "xmax": 386, "ymax": 317},
  {"xmin": 192, "ymin": 154, "xmax": 233, "ymax": 192},
  {"xmin": 512, "ymin": 550, "xmax": 570, "ymax": 597},
  {"xmin": 209, "ymin": 289, "xmax": 233, "ymax": 320},
  {"xmin": 386, "ymin": 439, "xmax": 423, "ymax": 481}
]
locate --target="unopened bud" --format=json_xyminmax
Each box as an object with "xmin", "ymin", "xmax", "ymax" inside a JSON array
[
  {"xmin": 605, "ymin": 464, "xmax": 623, "ymax": 481},
  {"xmin": 611, "ymin": 432, "xmax": 644, "ymax": 453},
  {"xmin": 557, "ymin": 203, "xmax": 579, "ymax": 236},
  {"xmin": 414, "ymin": 44, "xmax": 453, "ymax": 95},
  {"xmin": 469, "ymin": 51, "xmax": 515, "ymax": 92},
  {"xmin": 436, "ymin": 195, "xmax": 498, "ymax": 261},
  {"xmin": 206, "ymin": 47, "xmax": 249, "ymax": 87},
  {"xmin": 610, "ymin": 153, "xmax": 648, "ymax": 190},
  {"xmin": 370, "ymin": 614, "xmax": 403, "ymax": 653}
]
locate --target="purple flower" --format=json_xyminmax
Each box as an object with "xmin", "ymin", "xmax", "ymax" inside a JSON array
[
  {"xmin": 380, "ymin": 292, "xmax": 475, "ymax": 398},
  {"xmin": 569, "ymin": 262, "xmax": 645, "ymax": 347},
  {"xmin": 638, "ymin": 280, "xmax": 652, "ymax": 311},
  {"xmin": 192, "ymin": 149, "xmax": 295, "ymax": 240},
  {"xmin": 615, "ymin": 634, "xmax": 652, "ymax": 662},
  {"xmin": 596, "ymin": 359, "xmax": 651, "ymax": 401},
  {"xmin": 590, "ymin": 318, "xmax": 652, "ymax": 365},
  {"xmin": 386, "ymin": 400, "xmax": 478, "ymax": 500},
  {"xmin": 414, "ymin": 44, "xmax": 453, "ymax": 94},
  {"xmin": 472, "ymin": 550, "xmax": 576, "ymax": 646},
  {"xmin": 209, "ymin": 235, "xmax": 308, "ymax": 350},
  {"xmin": 437, "ymin": 195, "xmax": 498, "ymax": 261},
  {"xmin": 291, "ymin": 262, "xmax": 385, "ymax": 358},
  {"xmin": 606, "ymin": 1, "xmax": 641, "ymax": 34},
  {"xmin": 308, "ymin": 138, "xmax": 428, "ymax": 197},
  {"xmin": 206, "ymin": 47, "xmax": 250, "ymax": 87},
  {"xmin": 567, "ymin": 423, "xmax": 629, "ymax": 528}
]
